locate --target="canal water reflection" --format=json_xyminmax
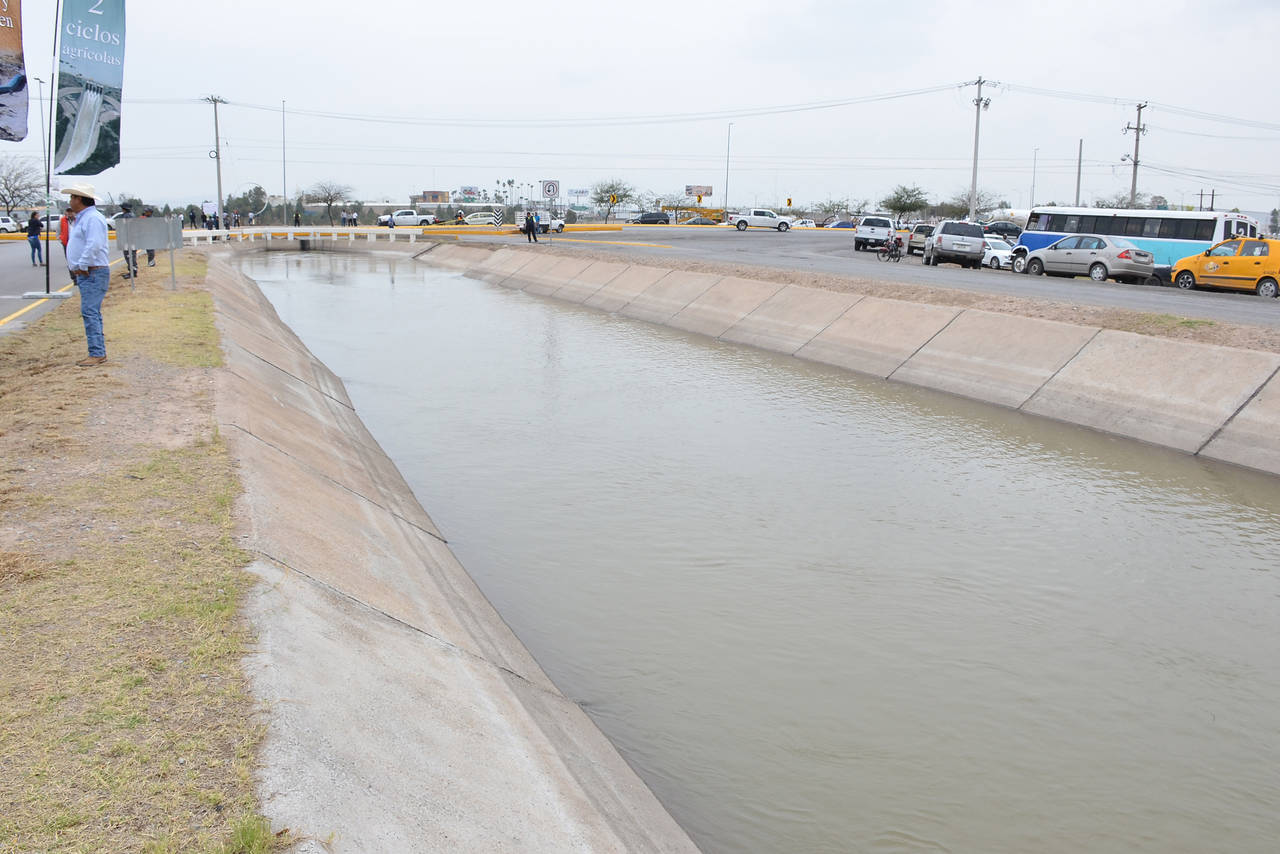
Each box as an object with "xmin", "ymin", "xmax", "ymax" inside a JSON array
[{"xmin": 247, "ymin": 252, "xmax": 1280, "ymax": 854}]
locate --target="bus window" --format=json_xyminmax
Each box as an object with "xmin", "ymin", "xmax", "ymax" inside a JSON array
[
  {"xmin": 1159, "ymin": 218, "xmax": 1180, "ymax": 238},
  {"xmin": 1107, "ymin": 217, "xmax": 1128, "ymax": 235},
  {"xmin": 1142, "ymin": 219, "xmax": 1161, "ymax": 238},
  {"xmin": 1195, "ymin": 219, "xmax": 1216, "ymax": 241},
  {"xmin": 1027, "ymin": 213, "xmax": 1048, "ymax": 231},
  {"xmin": 1064, "ymin": 216, "xmax": 1080, "ymax": 232},
  {"xmin": 1248, "ymin": 223, "xmax": 1257, "ymax": 237},
  {"xmin": 1175, "ymin": 219, "xmax": 1199, "ymax": 240},
  {"xmin": 1078, "ymin": 216, "xmax": 1097, "ymax": 233},
  {"xmin": 1047, "ymin": 214, "xmax": 1068, "ymax": 231},
  {"xmin": 1125, "ymin": 218, "xmax": 1144, "ymax": 236}
]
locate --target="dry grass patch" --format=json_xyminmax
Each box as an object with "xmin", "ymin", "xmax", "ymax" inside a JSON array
[{"xmin": 0, "ymin": 254, "xmax": 286, "ymax": 852}]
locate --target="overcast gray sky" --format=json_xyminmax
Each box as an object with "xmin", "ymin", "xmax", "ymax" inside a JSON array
[{"xmin": 8, "ymin": 0, "xmax": 1279, "ymax": 214}]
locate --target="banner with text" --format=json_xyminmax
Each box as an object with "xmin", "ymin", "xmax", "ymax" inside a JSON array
[
  {"xmin": 0, "ymin": 0, "xmax": 29, "ymax": 142},
  {"xmin": 54, "ymin": 0, "xmax": 125, "ymax": 175}
]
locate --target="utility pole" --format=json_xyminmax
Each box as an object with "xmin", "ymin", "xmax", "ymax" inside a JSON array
[
  {"xmin": 1030, "ymin": 147, "xmax": 1039, "ymax": 209},
  {"xmin": 1074, "ymin": 139, "xmax": 1083, "ymax": 207},
  {"xmin": 1123, "ymin": 102, "xmax": 1147, "ymax": 208},
  {"xmin": 203, "ymin": 96, "xmax": 227, "ymax": 227},
  {"xmin": 282, "ymin": 100, "xmax": 287, "ymax": 226},
  {"xmin": 967, "ymin": 77, "xmax": 990, "ymax": 222},
  {"xmin": 723, "ymin": 122, "xmax": 733, "ymax": 224}
]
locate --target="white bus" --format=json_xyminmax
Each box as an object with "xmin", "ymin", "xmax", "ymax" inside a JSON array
[{"xmin": 1011, "ymin": 207, "xmax": 1260, "ymax": 279}]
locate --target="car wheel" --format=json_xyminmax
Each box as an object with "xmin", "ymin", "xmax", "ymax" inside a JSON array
[
  {"xmin": 930, "ymin": 252, "xmax": 939, "ymax": 267},
  {"xmin": 556, "ymin": 224, "xmax": 565, "ymax": 233},
  {"xmin": 1027, "ymin": 258, "xmax": 1045, "ymax": 276},
  {"xmin": 778, "ymin": 222, "xmax": 789, "ymax": 232},
  {"xmin": 988, "ymin": 257, "xmax": 1001, "ymax": 269},
  {"xmin": 1089, "ymin": 263, "xmax": 1109, "ymax": 282},
  {"xmin": 736, "ymin": 220, "xmax": 748, "ymax": 231},
  {"xmin": 1174, "ymin": 270, "xmax": 1195, "ymax": 290},
  {"xmin": 1012, "ymin": 254, "xmax": 1027, "ymax": 274},
  {"xmin": 1257, "ymin": 277, "xmax": 1279, "ymax": 298}
]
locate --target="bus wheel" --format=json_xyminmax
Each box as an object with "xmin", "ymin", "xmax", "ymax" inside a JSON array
[
  {"xmin": 1012, "ymin": 255, "xmax": 1027, "ymax": 274},
  {"xmin": 1174, "ymin": 271, "xmax": 1196, "ymax": 290},
  {"xmin": 1257, "ymin": 278, "xmax": 1278, "ymax": 298}
]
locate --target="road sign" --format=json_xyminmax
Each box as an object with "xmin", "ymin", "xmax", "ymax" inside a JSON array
[
  {"xmin": 786, "ymin": 197, "xmax": 792, "ymax": 207},
  {"xmin": 541, "ymin": 180, "xmax": 559, "ymax": 199},
  {"xmin": 609, "ymin": 194, "xmax": 618, "ymax": 205},
  {"xmin": 696, "ymin": 195, "xmax": 702, "ymax": 204},
  {"xmin": 686, "ymin": 184, "xmax": 712, "ymax": 197}
]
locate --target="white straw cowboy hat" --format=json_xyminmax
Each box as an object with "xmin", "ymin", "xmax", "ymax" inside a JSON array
[{"xmin": 59, "ymin": 181, "xmax": 100, "ymax": 201}]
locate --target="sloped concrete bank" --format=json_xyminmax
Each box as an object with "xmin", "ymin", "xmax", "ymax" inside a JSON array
[
  {"xmin": 205, "ymin": 256, "xmax": 698, "ymax": 852},
  {"xmin": 423, "ymin": 242, "xmax": 1280, "ymax": 477}
]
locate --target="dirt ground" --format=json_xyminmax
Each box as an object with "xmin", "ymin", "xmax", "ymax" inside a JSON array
[{"xmin": 510, "ymin": 243, "xmax": 1280, "ymax": 354}]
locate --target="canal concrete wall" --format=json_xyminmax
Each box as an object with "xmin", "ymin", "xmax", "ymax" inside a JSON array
[
  {"xmin": 421, "ymin": 243, "xmax": 1280, "ymax": 477},
  {"xmin": 204, "ymin": 256, "xmax": 700, "ymax": 853}
]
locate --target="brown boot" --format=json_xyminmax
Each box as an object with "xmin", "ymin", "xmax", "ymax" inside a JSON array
[{"xmin": 76, "ymin": 356, "xmax": 107, "ymax": 367}]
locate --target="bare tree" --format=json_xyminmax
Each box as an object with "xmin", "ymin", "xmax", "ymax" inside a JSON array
[
  {"xmin": 309, "ymin": 180, "xmax": 354, "ymax": 226},
  {"xmin": 590, "ymin": 178, "xmax": 635, "ymax": 223},
  {"xmin": 0, "ymin": 155, "xmax": 43, "ymax": 218}
]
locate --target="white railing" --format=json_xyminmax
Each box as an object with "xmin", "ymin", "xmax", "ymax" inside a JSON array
[{"xmin": 183, "ymin": 227, "xmax": 436, "ymax": 246}]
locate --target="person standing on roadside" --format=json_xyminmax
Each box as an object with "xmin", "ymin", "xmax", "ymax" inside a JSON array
[
  {"xmin": 524, "ymin": 211, "xmax": 538, "ymax": 243},
  {"xmin": 116, "ymin": 202, "xmax": 137, "ymax": 278},
  {"xmin": 59, "ymin": 209, "xmax": 74, "ymax": 254},
  {"xmin": 62, "ymin": 182, "xmax": 111, "ymax": 367},
  {"xmin": 293, "ymin": 211, "xmax": 301, "ymax": 227},
  {"xmin": 26, "ymin": 211, "xmax": 43, "ymax": 266}
]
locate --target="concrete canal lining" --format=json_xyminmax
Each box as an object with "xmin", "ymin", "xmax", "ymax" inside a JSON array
[
  {"xmin": 206, "ymin": 256, "xmax": 699, "ymax": 852},
  {"xmin": 422, "ymin": 242, "xmax": 1280, "ymax": 478}
]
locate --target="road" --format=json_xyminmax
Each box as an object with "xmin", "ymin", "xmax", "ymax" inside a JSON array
[
  {"xmin": 0, "ymin": 237, "xmax": 77, "ymax": 339},
  {"xmin": 468, "ymin": 226, "xmax": 1280, "ymax": 329}
]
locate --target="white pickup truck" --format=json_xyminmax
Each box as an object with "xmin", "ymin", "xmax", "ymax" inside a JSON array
[
  {"xmin": 728, "ymin": 209, "xmax": 792, "ymax": 231},
  {"xmin": 853, "ymin": 215, "xmax": 898, "ymax": 251},
  {"xmin": 377, "ymin": 209, "xmax": 438, "ymax": 227}
]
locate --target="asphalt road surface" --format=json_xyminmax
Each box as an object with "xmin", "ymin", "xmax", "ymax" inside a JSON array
[
  {"xmin": 469, "ymin": 226, "xmax": 1280, "ymax": 329},
  {"xmin": 0, "ymin": 237, "xmax": 77, "ymax": 339}
]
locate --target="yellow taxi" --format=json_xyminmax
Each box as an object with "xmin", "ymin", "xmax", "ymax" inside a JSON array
[{"xmin": 1172, "ymin": 237, "xmax": 1280, "ymax": 297}]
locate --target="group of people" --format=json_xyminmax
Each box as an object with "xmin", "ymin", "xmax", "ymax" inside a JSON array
[{"xmin": 339, "ymin": 211, "xmax": 360, "ymax": 227}]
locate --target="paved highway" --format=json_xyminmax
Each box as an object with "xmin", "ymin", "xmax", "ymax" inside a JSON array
[{"xmin": 468, "ymin": 226, "xmax": 1280, "ymax": 329}]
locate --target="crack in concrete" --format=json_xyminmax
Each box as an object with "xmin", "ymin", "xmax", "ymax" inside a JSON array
[{"xmin": 224, "ymin": 421, "xmax": 448, "ymax": 545}]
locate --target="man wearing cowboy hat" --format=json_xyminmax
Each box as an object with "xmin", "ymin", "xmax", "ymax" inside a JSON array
[{"xmin": 62, "ymin": 182, "xmax": 111, "ymax": 367}]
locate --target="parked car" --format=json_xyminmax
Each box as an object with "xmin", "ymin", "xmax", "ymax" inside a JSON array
[
  {"xmin": 1022, "ymin": 234, "xmax": 1154, "ymax": 283},
  {"xmin": 679, "ymin": 216, "xmax": 718, "ymax": 225},
  {"xmin": 728, "ymin": 209, "xmax": 791, "ymax": 231},
  {"xmin": 463, "ymin": 211, "xmax": 499, "ymax": 225},
  {"xmin": 982, "ymin": 220, "xmax": 1022, "ymax": 243},
  {"xmin": 854, "ymin": 215, "xmax": 896, "ymax": 251},
  {"xmin": 378, "ymin": 209, "xmax": 438, "ymax": 227},
  {"xmin": 1171, "ymin": 237, "xmax": 1279, "ymax": 297},
  {"xmin": 906, "ymin": 223, "xmax": 935, "ymax": 255},
  {"xmin": 982, "ymin": 238, "xmax": 1013, "ymax": 269},
  {"xmin": 0, "ymin": 215, "xmax": 20, "ymax": 233},
  {"xmin": 824, "ymin": 220, "xmax": 854, "ymax": 228},
  {"xmin": 922, "ymin": 220, "xmax": 987, "ymax": 268},
  {"xmin": 791, "ymin": 218, "xmax": 817, "ymax": 228},
  {"xmin": 630, "ymin": 211, "xmax": 670, "ymax": 225}
]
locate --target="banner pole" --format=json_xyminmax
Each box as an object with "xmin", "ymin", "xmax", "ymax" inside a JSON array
[{"xmin": 44, "ymin": 0, "xmax": 64, "ymax": 296}]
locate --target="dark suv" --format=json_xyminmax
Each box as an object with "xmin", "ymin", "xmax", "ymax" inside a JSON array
[
  {"xmin": 634, "ymin": 211, "xmax": 670, "ymax": 225},
  {"xmin": 982, "ymin": 220, "xmax": 1022, "ymax": 243}
]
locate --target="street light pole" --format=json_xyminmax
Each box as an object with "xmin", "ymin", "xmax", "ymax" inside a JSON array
[
  {"xmin": 723, "ymin": 122, "xmax": 733, "ymax": 223},
  {"xmin": 203, "ymin": 96, "xmax": 227, "ymax": 227}
]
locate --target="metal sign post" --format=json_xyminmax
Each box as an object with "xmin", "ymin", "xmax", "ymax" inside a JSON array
[{"xmin": 541, "ymin": 180, "xmax": 559, "ymax": 245}]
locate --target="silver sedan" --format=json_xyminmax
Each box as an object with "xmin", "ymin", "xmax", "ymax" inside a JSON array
[{"xmin": 1022, "ymin": 234, "xmax": 1154, "ymax": 283}]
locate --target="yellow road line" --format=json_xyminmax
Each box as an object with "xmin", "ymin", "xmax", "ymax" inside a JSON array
[
  {"xmin": 542, "ymin": 237, "xmax": 675, "ymax": 249},
  {"xmin": 0, "ymin": 257, "xmax": 124, "ymax": 328}
]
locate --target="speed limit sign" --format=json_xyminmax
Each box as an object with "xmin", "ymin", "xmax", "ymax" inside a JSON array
[{"xmin": 541, "ymin": 180, "xmax": 559, "ymax": 198}]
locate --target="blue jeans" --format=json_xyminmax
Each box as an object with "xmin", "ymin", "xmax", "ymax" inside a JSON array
[
  {"xmin": 77, "ymin": 266, "xmax": 110, "ymax": 357},
  {"xmin": 28, "ymin": 235, "xmax": 42, "ymax": 264}
]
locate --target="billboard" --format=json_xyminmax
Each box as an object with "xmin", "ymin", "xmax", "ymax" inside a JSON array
[
  {"xmin": 685, "ymin": 184, "xmax": 713, "ymax": 197},
  {"xmin": 457, "ymin": 185, "xmax": 480, "ymax": 201},
  {"xmin": 54, "ymin": 0, "xmax": 126, "ymax": 175},
  {"xmin": 0, "ymin": 0, "xmax": 28, "ymax": 142}
]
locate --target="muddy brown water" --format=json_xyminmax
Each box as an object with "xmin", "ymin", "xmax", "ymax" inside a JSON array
[{"xmin": 247, "ymin": 252, "xmax": 1280, "ymax": 854}]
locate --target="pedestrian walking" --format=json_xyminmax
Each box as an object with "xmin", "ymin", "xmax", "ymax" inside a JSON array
[
  {"xmin": 116, "ymin": 203, "xmax": 137, "ymax": 278},
  {"xmin": 62, "ymin": 182, "xmax": 111, "ymax": 367},
  {"xmin": 26, "ymin": 211, "xmax": 43, "ymax": 266},
  {"xmin": 524, "ymin": 211, "xmax": 538, "ymax": 243}
]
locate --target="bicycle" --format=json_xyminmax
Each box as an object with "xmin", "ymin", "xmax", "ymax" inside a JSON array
[{"xmin": 876, "ymin": 240, "xmax": 903, "ymax": 262}]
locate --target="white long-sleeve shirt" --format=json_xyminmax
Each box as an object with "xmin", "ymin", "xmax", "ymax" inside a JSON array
[{"xmin": 67, "ymin": 206, "xmax": 110, "ymax": 271}]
